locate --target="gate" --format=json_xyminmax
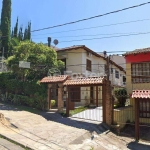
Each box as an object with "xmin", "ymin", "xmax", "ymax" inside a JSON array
[{"xmin": 69, "ymin": 86, "xmax": 103, "ymax": 122}]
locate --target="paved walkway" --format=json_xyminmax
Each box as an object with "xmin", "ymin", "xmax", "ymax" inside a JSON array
[
  {"xmin": 0, "ymin": 138, "xmax": 24, "ymax": 150},
  {"xmin": 0, "ymin": 103, "xmax": 150, "ymax": 150},
  {"xmin": 72, "ymin": 107, "xmax": 103, "ymax": 121}
]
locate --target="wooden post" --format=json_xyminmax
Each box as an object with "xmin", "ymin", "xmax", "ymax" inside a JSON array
[
  {"xmin": 96, "ymin": 86, "xmax": 98, "ymax": 107},
  {"xmin": 135, "ymin": 98, "xmax": 140, "ymax": 141},
  {"xmin": 47, "ymin": 84, "xmax": 52, "ymax": 110},
  {"xmin": 66, "ymin": 86, "xmax": 70, "ymax": 117},
  {"xmin": 58, "ymin": 83, "xmax": 64, "ymax": 112},
  {"xmin": 102, "ymin": 83, "xmax": 106, "ymax": 123}
]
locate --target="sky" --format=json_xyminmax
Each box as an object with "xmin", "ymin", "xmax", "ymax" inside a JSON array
[{"xmin": 1, "ymin": 0, "xmax": 150, "ymax": 54}]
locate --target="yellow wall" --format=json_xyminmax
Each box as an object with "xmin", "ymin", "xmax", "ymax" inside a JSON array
[{"xmin": 113, "ymin": 106, "xmax": 134, "ymax": 128}]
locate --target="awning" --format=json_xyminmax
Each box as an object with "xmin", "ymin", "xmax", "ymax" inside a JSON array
[
  {"xmin": 132, "ymin": 90, "xmax": 150, "ymax": 98},
  {"xmin": 63, "ymin": 77, "xmax": 104, "ymax": 86},
  {"xmin": 40, "ymin": 75, "xmax": 68, "ymax": 83}
]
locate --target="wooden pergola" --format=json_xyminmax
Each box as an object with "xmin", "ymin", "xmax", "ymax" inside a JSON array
[{"xmin": 40, "ymin": 75, "xmax": 113, "ymax": 125}]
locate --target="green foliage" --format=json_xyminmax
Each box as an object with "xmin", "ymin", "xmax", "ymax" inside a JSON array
[
  {"xmin": 114, "ymin": 88, "xmax": 128, "ymax": 107},
  {"xmin": 13, "ymin": 17, "xmax": 18, "ymax": 38},
  {"xmin": 51, "ymin": 100, "xmax": 56, "ymax": 107},
  {"xmin": 0, "ymin": 72, "xmax": 47, "ymax": 110},
  {"xmin": 1, "ymin": 0, "xmax": 11, "ymax": 58},
  {"xmin": 6, "ymin": 41, "xmax": 64, "ymax": 80}
]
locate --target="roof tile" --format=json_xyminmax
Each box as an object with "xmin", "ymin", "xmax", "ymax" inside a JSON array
[
  {"xmin": 63, "ymin": 77, "xmax": 104, "ymax": 86},
  {"xmin": 124, "ymin": 47, "xmax": 150, "ymax": 56},
  {"xmin": 40, "ymin": 75, "xmax": 68, "ymax": 83},
  {"xmin": 132, "ymin": 90, "xmax": 150, "ymax": 99}
]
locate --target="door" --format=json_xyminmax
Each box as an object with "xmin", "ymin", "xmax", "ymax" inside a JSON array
[{"xmin": 69, "ymin": 87, "xmax": 80, "ymax": 110}]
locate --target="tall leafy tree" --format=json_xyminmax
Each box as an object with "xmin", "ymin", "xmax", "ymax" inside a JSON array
[
  {"xmin": 13, "ymin": 17, "xmax": 18, "ymax": 38},
  {"xmin": 23, "ymin": 27, "xmax": 28, "ymax": 40},
  {"xmin": 11, "ymin": 28, "xmax": 14, "ymax": 38},
  {"xmin": 6, "ymin": 41, "xmax": 64, "ymax": 80},
  {"xmin": 27, "ymin": 21, "xmax": 31, "ymax": 40},
  {"xmin": 18, "ymin": 26, "xmax": 23, "ymax": 41},
  {"xmin": 0, "ymin": 0, "xmax": 11, "ymax": 58}
]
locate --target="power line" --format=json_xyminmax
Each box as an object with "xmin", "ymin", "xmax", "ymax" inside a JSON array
[
  {"xmin": 31, "ymin": 2, "xmax": 150, "ymax": 32},
  {"xmin": 59, "ymin": 31, "xmax": 150, "ymax": 43},
  {"xmin": 32, "ymin": 18, "xmax": 150, "ymax": 36},
  {"xmin": 32, "ymin": 31, "xmax": 141, "ymax": 39}
]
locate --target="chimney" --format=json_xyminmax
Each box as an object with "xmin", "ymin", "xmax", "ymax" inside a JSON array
[{"xmin": 48, "ymin": 37, "xmax": 51, "ymax": 47}]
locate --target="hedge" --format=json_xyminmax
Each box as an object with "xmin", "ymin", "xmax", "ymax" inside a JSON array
[{"xmin": 0, "ymin": 72, "xmax": 47, "ymax": 110}]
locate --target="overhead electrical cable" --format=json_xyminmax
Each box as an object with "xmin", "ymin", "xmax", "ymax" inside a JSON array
[{"xmin": 31, "ymin": 2, "xmax": 150, "ymax": 32}]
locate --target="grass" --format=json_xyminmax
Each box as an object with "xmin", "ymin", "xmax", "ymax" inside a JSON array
[{"xmin": 60, "ymin": 106, "xmax": 88, "ymax": 117}]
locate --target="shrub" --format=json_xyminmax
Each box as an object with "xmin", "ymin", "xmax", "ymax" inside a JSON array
[
  {"xmin": 114, "ymin": 88, "xmax": 128, "ymax": 107},
  {"xmin": 51, "ymin": 100, "xmax": 56, "ymax": 107}
]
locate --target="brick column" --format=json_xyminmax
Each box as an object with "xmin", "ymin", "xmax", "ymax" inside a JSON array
[
  {"xmin": 47, "ymin": 84, "xmax": 52, "ymax": 111},
  {"xmin": 58, "ymin": 83, "xmax": 64, "ymax": 112},
  {"xmin": 104, "ymin": 80, "xmax": 113, "ymax": 125}
]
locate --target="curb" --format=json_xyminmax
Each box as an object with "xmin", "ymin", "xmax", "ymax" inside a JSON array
[{"xmin": 0, "ymin": 134, "xmax": 34, "ymax": 150}]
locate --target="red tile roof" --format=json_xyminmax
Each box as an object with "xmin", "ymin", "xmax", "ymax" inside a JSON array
[
  {"xmin": 124, "ymin": 47, "xmax": 150, "ymax": 56},
  {"xmin": 63, "ymin": 77, "xmax": 104, "ymax": 86},
  {"xmin": 57, "ymin": 45, "xmax": 126, "ymax": 73},
  {"xmin": 132, "ymin": 90, "xmax": 150, "ymax": 99},
  {"xmin": 40, "ymin": 75, "xmax": 68, "ymax": 83}
]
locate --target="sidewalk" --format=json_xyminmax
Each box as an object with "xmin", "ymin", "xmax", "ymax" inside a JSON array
[{"xmin": 0, "ymin": 138, "xmax": 25, "ymax": 150}]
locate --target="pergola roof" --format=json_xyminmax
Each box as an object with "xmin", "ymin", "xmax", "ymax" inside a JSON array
[
  {"xmin": 132, "ymin": 90, "xmax": 150, "ymax": 99},
  {"xmin": 63, "ymin": 77, "xmax": 105, "ymax": 86},
  {"xmin": 40, "ymin": 75, "xmax": 68, "ymax": 83}
]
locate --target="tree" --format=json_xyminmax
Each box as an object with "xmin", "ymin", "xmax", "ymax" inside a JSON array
[
  {"xmin": 18, "ymin": 26, "xmax": 23, "ymax": 41},
  {"xmin": 13, "ymin": 17, "xmax": 18, "ymax": 38},
  {"xmin": 11, "ymin": 28, "xmax": 14, "ymax": 38},
  {"xmin": 114, "ymin": 88, "xmax": 128, "ymax": 107},
  {"xmin": 27, "ymin": 22, "xmax": 31, "ymax": 40},
  {"xmin": 23, "ymin": 27, "xmax": 28, "ymax": 40},
  {"xmin": 6, "ymin": 41, "xmax": 64, "ymax": 80},
  {"xmin": 0, "ymin": 0, "xmax": 11, "ymax": 58}
]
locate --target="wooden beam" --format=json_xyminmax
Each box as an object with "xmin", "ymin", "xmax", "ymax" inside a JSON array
[
  {"xmin": 135, "ymin": 98, "xmax": 140, "ymax": 141},
  {"xmin": 66, "ymin": 86, "xmax": 70, "ymax": 117},
  {"xmin": 102, "ymin": 83, "xmax": 106, "ymax": 123},
  {"xmin": 96, "ymin": 86, "xmax": 98, "ymax": 107}
]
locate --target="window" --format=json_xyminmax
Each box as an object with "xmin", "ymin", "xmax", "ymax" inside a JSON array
[
  {"xmin": 139, "ymin": 99, "xmax": 150, "ymax": 118},
  {"xmin": 115, "ymin": 70, "xmax": 119, "ymax": 79},
  {"xmin": 86, "ymin": 59, "xmax": 92, "ymax": 71},
  {"xmin": 123, "ymin": 76, "xmax": 126, "ymax": 85},
  {"xmin": 131, "ymin": 62, "xmax": 150, "ymax": 83},
  {"xmin": 111, "ymin": 68, "xmax": 113, "ymax": 74}
]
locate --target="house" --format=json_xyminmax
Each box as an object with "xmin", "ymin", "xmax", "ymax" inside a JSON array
[
  {"xmin": 123, "ymin": 47, "xmax": 150, "ymax": 139},
  {"xmin": 56, "ymin": 45, "xmax": 126, "ymax": 107}
]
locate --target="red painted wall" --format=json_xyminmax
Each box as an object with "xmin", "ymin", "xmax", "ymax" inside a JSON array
[{"xmin": 125, "ymin": 52, "xmax": 150, "ymax": 63}]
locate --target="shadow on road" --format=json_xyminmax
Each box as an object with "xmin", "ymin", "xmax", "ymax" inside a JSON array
[{"xmin": 127, "ymin": 141, "xmax": 150, "ymax": 150}]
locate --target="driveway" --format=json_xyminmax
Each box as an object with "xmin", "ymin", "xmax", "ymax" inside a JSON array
[{"xmin": 0, "ymin": 103, "xmax": 150, "ymax": 150}]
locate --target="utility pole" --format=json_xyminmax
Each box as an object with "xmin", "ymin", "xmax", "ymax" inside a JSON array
[{"xmin": 103, "ymin": 51, "xmax": 110, "ymax": 80}]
